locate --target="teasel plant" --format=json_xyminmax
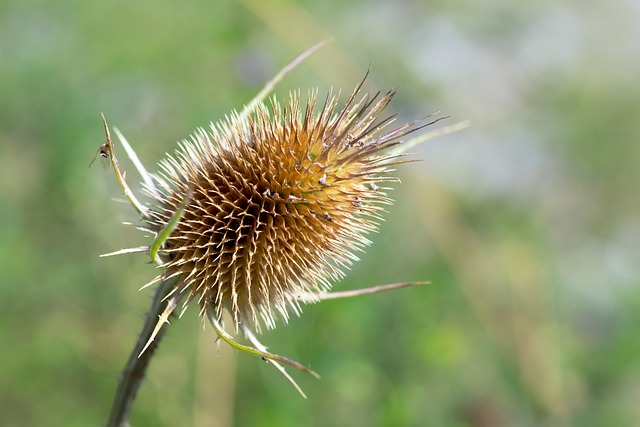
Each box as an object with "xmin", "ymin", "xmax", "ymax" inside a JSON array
[{"xmin": 95, "ymin": 42, "xmax": 462, "ymax": 427}]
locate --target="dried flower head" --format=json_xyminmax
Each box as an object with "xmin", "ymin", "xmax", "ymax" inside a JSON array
[
  {"xmin": 146, "ymin": 81, "xmax": 422, "ymax": 333},
  {"xmin": 98, "ymin": 49, "xmax": 447, "ymax": 396}
]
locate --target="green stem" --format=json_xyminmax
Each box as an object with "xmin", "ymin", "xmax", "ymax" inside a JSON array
[{"xmin": 105, "ymin": 276, "xmax": 179, "ymax": 427}]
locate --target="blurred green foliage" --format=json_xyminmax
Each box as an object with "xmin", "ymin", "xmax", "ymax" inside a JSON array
[{"xmin": 1, "ymin": 0, "xmax": 639, "ymax": 426}]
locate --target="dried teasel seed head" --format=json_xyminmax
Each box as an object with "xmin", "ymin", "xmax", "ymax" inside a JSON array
[{"xmin": 144, "ymin": 77, "xmax": 436, "ymax": 333}]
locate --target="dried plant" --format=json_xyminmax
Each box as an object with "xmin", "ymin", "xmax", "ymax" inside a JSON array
[{"xmin": 97, "ymin": 43, "xmax": 452, "ymax": 426}]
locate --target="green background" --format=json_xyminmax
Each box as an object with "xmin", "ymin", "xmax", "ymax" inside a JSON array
[{"xmin": 2, "ymin": 0, "xmax": 639, "ymax": 426}]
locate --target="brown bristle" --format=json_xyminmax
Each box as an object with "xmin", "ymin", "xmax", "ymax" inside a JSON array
[{"xmin": 143, "ymin": 81, "xmax": 422, "ymax": 333}]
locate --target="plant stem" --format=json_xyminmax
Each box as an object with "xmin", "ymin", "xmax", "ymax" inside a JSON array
[{"xmin": 106, "ymin": 276, "xmax": 179, "ymax": 427}]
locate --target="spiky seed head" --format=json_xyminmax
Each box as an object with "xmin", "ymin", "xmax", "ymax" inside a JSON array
[{"xmin": 144, "ymin": 79, "xmax": 423, "ymax": 333}]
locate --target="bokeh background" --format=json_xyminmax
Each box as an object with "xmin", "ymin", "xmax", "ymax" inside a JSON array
[{"xmin": 2, "ymin": 0, "xmax": 640, "ymax": 426}]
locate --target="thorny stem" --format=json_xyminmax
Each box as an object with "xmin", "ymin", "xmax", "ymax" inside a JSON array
[{"xmin": 106, "ymin": 276, "xmax": 179, "ymax": 427}]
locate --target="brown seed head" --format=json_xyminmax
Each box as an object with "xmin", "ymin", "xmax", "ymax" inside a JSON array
[{"xmin": 144, "ymin": 79, "xmax": 425, "ymax": 333}]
